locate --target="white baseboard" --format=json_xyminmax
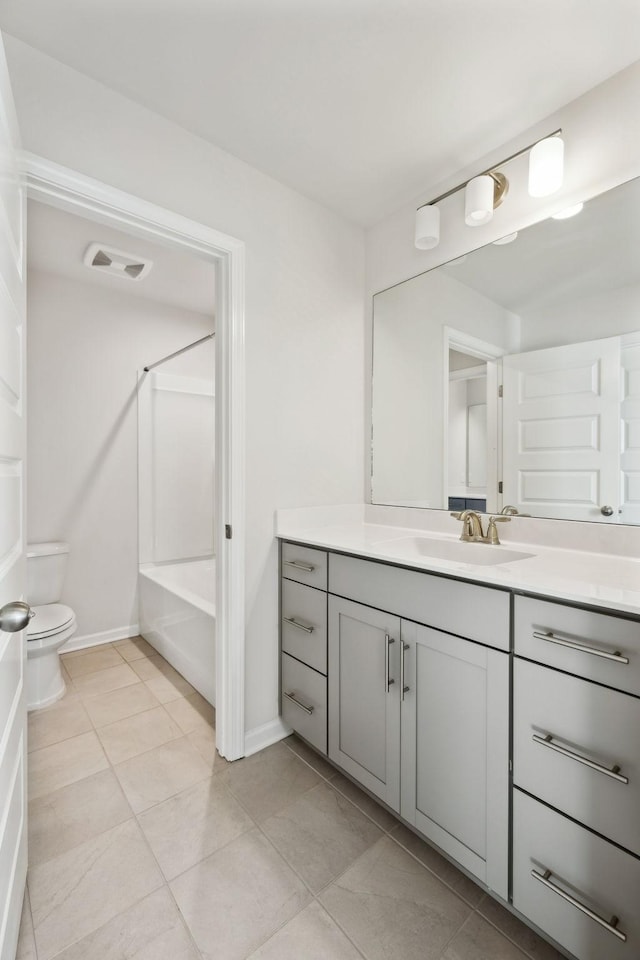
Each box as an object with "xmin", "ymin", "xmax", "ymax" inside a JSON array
[
  {"xmin": 60, "ymin": 624, "xmax": 140, "ymax": 655},
  {"xmin": 244, "ymin": 717, "xmax": 291, "ymax": 757}
]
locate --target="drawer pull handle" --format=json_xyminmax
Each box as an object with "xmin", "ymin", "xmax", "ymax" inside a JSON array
[
  {"xmin": 385, "ymin": 633, "xmax": 395, "ymax": 691},
  {"xmin": 533, "ymin": 630, "xmax": 629, "ymax": 665},
  {"xmin": 283, "ymin": 691, "xmax": 314, "ymax": 715},
  {"xmin": 532, "ymin": 734, "xmax": 629, "ymax": 784},
  {"xmin": 284, "ymin": 560, "xmax": 315, "ymax": 573},
  {"xmin": 283, "ymin": 616, "xmax": 314, "ymax": 635},
  {"xmin": 531, "ymin": 868, "xmax": 627, "ymax": 942}
]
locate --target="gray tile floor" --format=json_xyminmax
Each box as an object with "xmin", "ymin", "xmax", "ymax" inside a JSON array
[{"xmin": 18, "ymin": 639, "xmax": 565, "ymax": 960}]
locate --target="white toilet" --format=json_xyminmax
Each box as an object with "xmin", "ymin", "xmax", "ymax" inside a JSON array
[{"xmin": 26, "ymin": 542, "xmax": 77, "ymax": 711}]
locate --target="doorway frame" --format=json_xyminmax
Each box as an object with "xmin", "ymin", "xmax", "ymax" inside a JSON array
[
  {"xmin": 443, "ymin": 327, "xmax": 505, "ymax": 515},
  {"xmin": 25, "ymin": 152, "xmax": 246, "ymax": 760}
]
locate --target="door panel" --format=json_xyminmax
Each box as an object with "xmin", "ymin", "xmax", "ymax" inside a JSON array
[
  {"xmin": 502, "ymin": 337, "xmax": 621, "ymax": 520},
  {"xmin": 0, "ymin": 31, "xmax": 27, "ymax": 960},
  {"xmin": 328, "ymin": 596, "xmax": 401, "ymax": 811},
  {"xmin": 401, "ymin": 622, "xmax": 509, "ymax": 898}
]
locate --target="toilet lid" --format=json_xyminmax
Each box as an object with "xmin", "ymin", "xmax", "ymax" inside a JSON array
[{"xmin": 27, "ymin": 603, "xmax": 75, "ymax": 640}]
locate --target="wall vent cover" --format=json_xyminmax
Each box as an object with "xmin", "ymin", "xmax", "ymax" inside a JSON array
[{"xmin": 83, "ymin": 243, "xmax": 153, "ymax": 281}]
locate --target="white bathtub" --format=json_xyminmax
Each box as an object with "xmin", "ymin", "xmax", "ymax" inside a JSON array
[{"xmin": 139, "ymin": 558, "xmax": 215, "ymax": 705}]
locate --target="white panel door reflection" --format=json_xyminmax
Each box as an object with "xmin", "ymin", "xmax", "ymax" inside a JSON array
[{"xmin": 502, "ymin": 337, "xmax": 621, "ymax": 521}]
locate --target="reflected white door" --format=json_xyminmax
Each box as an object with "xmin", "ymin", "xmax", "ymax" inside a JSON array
[
  {"xmin": 0, "ymin": 35, "xmax": 28, "ymax": 960},
  {"xmin": 502, "ymin": 337, "xmax": 621, "ymax": 521},
  {"xmin": 621, "ymin": 340, "xmax": 640, "ymax": 525}
]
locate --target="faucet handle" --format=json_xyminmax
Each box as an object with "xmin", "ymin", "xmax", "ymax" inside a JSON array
[{"xmin": 486, "ymin": 515, "xmax": 510, "ymax": 544}]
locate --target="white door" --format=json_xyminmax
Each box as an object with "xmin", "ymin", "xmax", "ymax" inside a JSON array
[
  {"xmin": 0, "ymin": 36, "xmax": 28, "ymax": 960},
  {"xmin": 502, "ymin": 337, "xmax": 621, "ymax": 521},
  {"xmin": 621, "ymin": 339, "xmax": 640, "ymax": 525}
]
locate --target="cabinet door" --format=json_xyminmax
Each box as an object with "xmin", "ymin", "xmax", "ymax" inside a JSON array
[
  {"xmin": 400, "ymin": 622, "xmax": 509, "ymax": 899},
  {"xmin": 328, "ymin": 596, "xmax": 401, "ymax": 811}
]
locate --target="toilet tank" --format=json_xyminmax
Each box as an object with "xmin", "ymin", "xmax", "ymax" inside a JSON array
[{"xmin": 27, "ymin": 542, "xmax": 70, "ymax": 606}]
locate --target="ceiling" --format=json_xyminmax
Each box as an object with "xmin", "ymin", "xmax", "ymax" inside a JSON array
[
  {"xmin": 2, "ymin": 1, "xmax": 640, "ymax": 226},
  {"xmin": 27, "ymin": 200, "xmax": 215, "ymax": 318}
]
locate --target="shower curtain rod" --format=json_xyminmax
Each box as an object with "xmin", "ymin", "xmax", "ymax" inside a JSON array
[{"xmin": 143, "ymin": 332, "xmax": 215, "ymax": 373}]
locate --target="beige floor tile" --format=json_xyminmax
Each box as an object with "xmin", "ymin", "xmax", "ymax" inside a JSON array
[
  {"xmin": 247, "ymin": 901, "xmax": 364, "ymax": 959},
  {"xmin": 138, "ymin": 776, "xmax": 253, "ymax": 880},
  {"xmin": 390, "ymin": 823, "xmax": 485, "ymax": 907},
  {"xmin": 477, "ymin": 895, "xmax": 566, "ymax": 959},
  {"xmin": 262, "ymin": 781, "xmax": 383, "ymax": 893},
  {"xmin": 63, "ymin": 646, "xmax": 124, "ymax": 678},
  {"xmin": 186, "ymin": 727, "xmax": 229, "ymax": 772},
  {"xmin": 16, "ymin": 888, "xmax": 36, "ymax": 960},
  {"xmin": 284, "ymin": 734, "xmax": 338, "ymax": 780},
  {"xmin": 330, "ymin": 772, "xmax": 399, "ymax": 831},
  {"xmin": 28, "ymin": 698, "xmax": 92, "ymax": 753},
  {"xmin": 164, "ymin": 691, "xmax": 215, "ymax": 734},
  {"xmin": 219, "ymin": 741, "xmax": 321, "ymax": 821},
  {"xmin": 113, "ymin": 636, "xmax": 156, "ymax": 662},
  {"xmin": 82, "ymin": 681, "xmax": 160, "ymax": 728},
  {"xmin": 49, "ymin": 887, "xmax": 200, "ymax": 960},
  {"xmin": 442, "ymin": 913, "xmax": 531, "ymax": 960},
  {"xmin": 319, "ymin": 836, "xmax": 471, "ymax": 960},
  {"xmin": 28, "ymin": 731, "xmax": 109, "ymax": 801},
  {"xmin": 71, "ymin": 663, "xmax": 139, "ymax": 699},
  {"xmin": 170, "ymin": 828, "xmax": 311, "ymax": 960},
  {"xmin": 28, "ymin": 768, "xmax": 132, "ymax": 867},
  {"xmin": 29, "ymin": 819, "xmax": 163, "ymax": 960},
  {"xmin": 97, "ymin": 705, "xmax": 182, "ymax": 764},
  {"xmin": 114, "ymin": 736, "xmax": 211, "ymax": 813},
  {"xmin": 131, "ymin": 656, "xmax": 196, "ymax": 702}
]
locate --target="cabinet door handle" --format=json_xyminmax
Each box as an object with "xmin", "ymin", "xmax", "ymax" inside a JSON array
[
  {"xmin": 385, "ymin": 634, "xmax": 395, "ymax": 691},
  {"xmin": 283, "ymin": 691, "xmax": 314, "ymax": 715},
  {"xmin": 284, "ymin": 559, "xmax": 315, "ymax": 573},
  {"xmin": 532, "ymin": 630, "xmax": 629, "ymax": 665},
  {"xmin": 532, "ymin": 733, "xmax": 629, "ymax": 784},
  {"xmin": 400, "ymin": 641, "xmax": 409, "ymax": 701},
  {"xmin": 283, "ymin": 616, "xmax": 314, "ymax": 635},
  {"xmin": 531, "ymin": 868, "xmax": 627, "ymax": 942}
]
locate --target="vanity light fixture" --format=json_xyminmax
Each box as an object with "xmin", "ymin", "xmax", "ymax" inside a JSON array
[
  {"xmin": 414, "ymin": 129, "xmax": 563, "ymax": 250},
  {"xmin": 493, "ymin": 231, "xmax": 518, "ymax": 245},
  {"xmin": 551, "ymin": 202, "xmax": 584, "ymax": 220}
]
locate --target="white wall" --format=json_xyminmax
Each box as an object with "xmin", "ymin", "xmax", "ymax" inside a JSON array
[
  {"xmin": 519, "ymin": 282, "xmax": 640, "ymax": 352},
  {"xmin": 5, "ymin": 35, "xmax": 365, "ymax": 739},
  {"xmin": 27, "ymin": 267, "xmax": 214, "ymax": 642},
  {"xmin": 366, "ymin": 58, "xmax": 640, "ymax": 551}
]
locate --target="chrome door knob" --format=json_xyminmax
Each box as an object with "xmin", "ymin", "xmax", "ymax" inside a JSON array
[
  {"xmin": 0, "ymin": 601, "xmax": 35, "ymax": 633},
  {"xmin": 600, "ymin": 505, "xmax": 614, "ymax": 516}
]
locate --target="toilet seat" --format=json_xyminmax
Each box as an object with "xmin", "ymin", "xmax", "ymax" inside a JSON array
[{"xmin": 27, "ymin": 603, "xmax": 75, "ymax": 640}]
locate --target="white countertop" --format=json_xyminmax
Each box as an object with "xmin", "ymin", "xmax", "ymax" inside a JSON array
[{"xmin": 276, "ymin": 509, "xmax": 640, "ymax": 616}]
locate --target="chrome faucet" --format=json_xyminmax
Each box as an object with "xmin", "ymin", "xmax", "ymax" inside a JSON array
[{"xmin": 451, "ymin": 510, "xmax": 511, "ymax": 545}]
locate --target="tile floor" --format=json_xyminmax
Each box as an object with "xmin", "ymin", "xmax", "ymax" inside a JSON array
[{"xmin": 17, "ymin": 638, "xmax": 566, "ymax": 960}]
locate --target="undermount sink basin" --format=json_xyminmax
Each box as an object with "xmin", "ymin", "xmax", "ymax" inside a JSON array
[{"xmin": 376, "ymin": 536, "xmax": 534, "ymax": 566}]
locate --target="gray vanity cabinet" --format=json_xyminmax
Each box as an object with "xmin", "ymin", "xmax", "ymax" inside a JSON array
[
  {"xmin": 400, "ymin": 621, "xmax": 509, "ymax": 899},
  {"xmin": 328, "ymin": 596, "xmax": 402, "ymax": 811}
]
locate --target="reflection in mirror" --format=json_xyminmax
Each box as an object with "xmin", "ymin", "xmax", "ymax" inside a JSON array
[{"xmin": 371, "ymin": 176, "xmax": 640, "ymax": 524}]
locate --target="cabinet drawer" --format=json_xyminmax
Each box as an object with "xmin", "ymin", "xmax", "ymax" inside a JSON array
[
  {"xmin": 514, "ymin": 659, "xmax": 640, "ymax": 856},
  {"xmin": 514, "ymin": 596, "xmax": 640, "ymax": 697},
  {"xmin": 329, "ymin": 553, "xmax": 509, "ymax": 650},
  {"xmin": 281, "ymin": 579, "xmax": 327, "ymax": 674},
  {"xmin": 513, "ymin": 790, "xmax": 640, "ymax": 960},
  {"xmin": 281, "ymin": 653, "xmax": 327, "ymax": 754},
  {"xmin": 282, "ymin": 542, "xmax": 327, "ymax": 590}
]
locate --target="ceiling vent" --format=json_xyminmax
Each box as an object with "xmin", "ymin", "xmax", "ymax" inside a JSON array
[{"xmin": 83, "ymin": 243, "xmax": 153, "ymax": 281}]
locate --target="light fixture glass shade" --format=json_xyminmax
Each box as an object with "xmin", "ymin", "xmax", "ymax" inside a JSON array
[
  {"xmin": 528, "ymin": 136, "xmax": 564, "ymax": 197},
  {"xmin": 465, "ymin": 175, "xmax": 494, "ymax": 226},
  {"xmin": 415, "ymin": 204, "xmax": 440, "ymax": 249}
]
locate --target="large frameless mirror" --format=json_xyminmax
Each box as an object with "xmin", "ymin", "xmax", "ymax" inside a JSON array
[{"xmin": 371, "ymin": 176, "xmax": 640, "ymax": 524}]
